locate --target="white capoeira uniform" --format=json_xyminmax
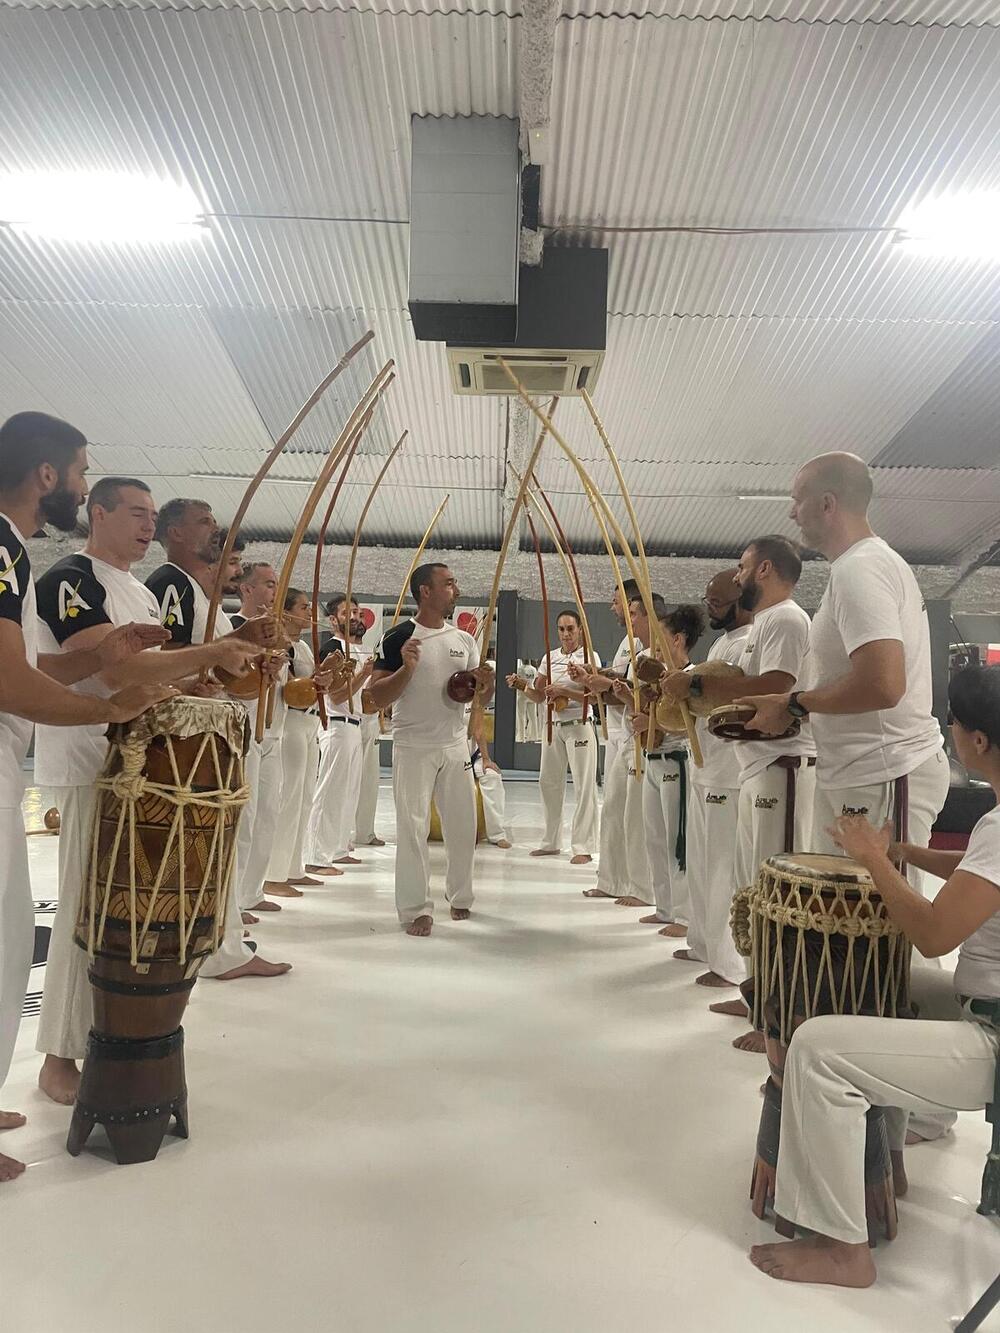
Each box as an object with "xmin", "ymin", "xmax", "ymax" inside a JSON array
[
  {"xmin": 685, "ymin": 623, "xmax": 751, "ymax": 979},
  {"xmin": 734, "ymin": 599, "xmax": 816, "ymax": 900},
  {"xmin": 267, "ymin": 638, "xmax": 320, "ymax": 882},
  {"xmin": 146, "ymin": 563, "xmax": 255, "ymax": 978},
  {"xmin": 35, "ymin": 551, "xmax": 164, "ymax": 1060},
  {"xmin": 596, "ymin": 634, "xmax": 632, "ymax": 898},
  {"xmin": 802, "ymin": 534, "xmax": 953, "ymax": 1136},
  {"xmin": 307, "ymin": 634, "xmax": 365, "ymax": 867},
  {"xmin": 351, "ymin": 642, "xmax": 381, "ymax": 845},
  {"xmin": 639, "ymin": 650, "xmax": 692, "ymax": 926},
  {"xmin": 536, "ymin": 646, "xmax": 601, "ymax": 856},
  {"xmin": 376, "ymin": 619, "xmax": 479, "ymax": 924},
  {"xmin": 774, "ymin": 807, "xmax": 1000, "ymax": 1244},
  {"xmin": 517, "ymin": 662, "xmax": 539, "ymax": 742},
  {"xmin": 466, "ymin": 685, "xmax": 509, "ymax": 845},
  {"xmin": 0, "ymin": 514, "xmax": 38, "ymax": 1097}
]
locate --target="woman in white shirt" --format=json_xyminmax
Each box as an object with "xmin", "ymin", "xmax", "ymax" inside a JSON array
[{"xmin": 749, "ymin": 665, "xmax": 1000, "ymax": 1290}]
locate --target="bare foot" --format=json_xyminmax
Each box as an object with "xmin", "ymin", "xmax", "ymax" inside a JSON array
[
  {"xmin": 494, "ymin": 839, "xmax": 512, "ymax": 849},
  {"xmin": 583, "ymin": 889, "xmax": 614, "ymax": 898},
  {"xmin": 0, "ymin": 1151, "xmax": 26, "ymax": 1183},
  {"xmin": 658, "ymin": 923, "xmax": 687, "ymax": 937},
  {"xmin": 241, "ymin": 911, "xmax": 259, "ymax": 925},
  {"xmin": 616, "ymin": 896, "xmax": 651, "ymax": 908},
  {"xmin": 406, "ymin": 915, "xmax": 433, "ymax": 937},
  {"xmin": 366, "ymin": 836, "xmax": 386, "ymax": 847},
  {"xmin": 570, "ymin": 854, "xmax": 592, "ymax": 866},
  {"xmin": 249, "ymin": 899, "xmax": 282, "ymax": 912},
  {"xmin": 889, "ymin": 1148, "xmax": 909, "ymax": 1198},
  {"xmin": 213, "ymin": 956, "xmax": 292, "ymax": 980},
  {"xmin": 905, "ymin": 1128, "xmax": 940, "ymax": 1146},
  {"xmin": 639, "ymin": 913, "xmax": 665, "ymax": 924},
  {"xmin": 306, "ymin": 864, "xmax": 346, "ymax": 877},
  {"xmin": 734, "ymin": 1030, "xmax": 766, "ymax": 1054},
  {"xmin": 749, "ymin": 1236, "xmax": 876, "ymax": 1287},
  {"xmin": 530, "ymin": 848, "xmax": 561, "ymax": 857},
  {"xmin": 264, "ymin": 881, "xmax": 304, "ymax": 898},
  {"xmin": 333, "ymin": 855, "xmax": 363, "ymax": 865},
  {"xmin": 711, "ymin": 999, "xmax": 749, "ymax": 1018},
  {"xmin": 288, "ymin": 876, "xmax": 323, "ymax": 886},
  {"xmin": 38, "ymin": 1056, "xmax": 80, "ymax": 1106},
  {"xmin": 451, "ymin": 908, "xmax": 471, "ymax": 920},
  {"xmin": 673, "ymin": 948, "xmax": 699, "ymax": 960},
  {"xmin": 696, "ymin": 971, "xmax": 735, "ymax": 988},
  {"xmin": 0, "ymin": 1111, "xmax": 26, "ymax": 1131}
]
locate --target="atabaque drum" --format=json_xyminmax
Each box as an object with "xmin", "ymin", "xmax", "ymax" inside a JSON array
[
  {"xmin": 68, "ymin": 697, "xmax": 250, "ymax": 1165},
  {"xmin": 742, "ymin": 854, "xmax": 912, "ymax": 1244}
]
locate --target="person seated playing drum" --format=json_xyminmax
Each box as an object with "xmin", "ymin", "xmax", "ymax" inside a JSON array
[{"xmin": 749, "ymin": 664, "xmax": 1000, "ymax": 1289}]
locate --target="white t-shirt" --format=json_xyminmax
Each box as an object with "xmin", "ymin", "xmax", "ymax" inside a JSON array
[
  {"xmin": 0, "ymin": 514, "xmax": 37, "ymax": 808},
  {"xmin": 953, "ymin": 807, "xmax": 1000, "ymax": 1000},
  {"xmin": 604, "ymin": 633, "xmax": 633, "ymax": 744},
  {"xmin": 541, "ymin": 646, "xmax": 601, "ymax": 724},
  {"xmin": 804, "ymin": 537, "xmax": 943, "ymax": 790},
  {"xmin": 35, "ymin": 551, "xmax": 162, "ymax": 786},
  {"xmin": 693, "ymin": 624, "xmax": 752, "ymax": 790},
  {"xmin": 736, "ymin": 598, "xmax": 816, "ymax": 785},
  {"xmin": 374, "ymin": 619, "xmax": 480, "ymax": 750}
]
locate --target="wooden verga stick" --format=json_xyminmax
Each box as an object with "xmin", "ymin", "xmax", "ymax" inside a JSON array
[
  {"xmin": 203, "ymin": 329, "xmax": 374, "ymax": 649},
  {"xmin": 528, "ymin": 469, "xmax": 605, "ymax": 737},
  {"xmin": 522, "ymin": 502, "xmax": 554, "ymax": 745},
  {"xmin": 498, "ymin": 361, "xmax": 702, "ymax": 767},
  {"xmin": 510, "ymin": 469, "xmax": 605, "ymax": 740},
  {"xmin": 256, "ymin": 359, "xmax": 395, "ymax": 739},
  {"xmin": 390, "ymin": 493, "xmax": 452, "ymax": 628},
  {"xmin": 307, "ymin": 399, "xmax": 382, "ymax": 729},
  {"xmin": 468, "ymin": 397, "xmax": 559, "ymax": 739},
  {"xmin": 342, "ymin": 429, "xmax": 408, "ymax": 713}
]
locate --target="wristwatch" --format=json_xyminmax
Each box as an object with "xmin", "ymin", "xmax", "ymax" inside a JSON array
[{"xmin": 787, "ymin": 691, "xmax": 810, "ymax": 719}]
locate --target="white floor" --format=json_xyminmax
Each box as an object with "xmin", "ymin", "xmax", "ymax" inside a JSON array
[{"xmin": 3, "ymin": 781, "xmax": 1000, "ymax": 1333}]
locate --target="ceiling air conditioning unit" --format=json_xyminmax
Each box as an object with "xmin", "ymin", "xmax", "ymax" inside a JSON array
[{"xmin": 446, "ymin": 347, "xmax": 604, "ymax": 397}]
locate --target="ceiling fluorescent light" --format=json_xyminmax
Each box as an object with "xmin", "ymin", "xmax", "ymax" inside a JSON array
[
  {"xmin": 0, "ymin": 170, "xmax": 205, "ymax": 244},
  {"xmin": 894, "ymin": 190, "xmax": 1000, "ymax": 262},
  {"xmin": 736, "ymin": 494, "xmax": 788, "ymax": 502}
]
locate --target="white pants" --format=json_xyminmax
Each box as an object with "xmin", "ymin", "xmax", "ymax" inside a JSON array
[
  {"xmin": 596, "ymin": 733, "xmax": 629, "ymax": 896},
  {"xmin": 687, "ymin": 785, "xmax": 745, "ymax": 983},
  {"xmin": 811, "ymin": 749, "xmax": 951, "ymax": 898},
  {"xmin": 471, "ymin": 750, "xmax": 508, "ymax": 843},
  {"xmin": 353, "ymin": 716, "xmax": 382, "ymax": 844},
  {"xmin": 199, "ymin": 830, "xmax": 256, "ymax": 978},
  {"xmin": 538, "ymin": 721, "xmax": 599, "ymax": 855},
  {"xmin": 735, "ymin": 761, "xmax": 817, "ymax": 894},
  {"xmin": 624, "ymin": 750, "xmax": 653, "ymax": 901},
  {"xmin": 0, "ymin": 808, "xmax": 33, "ymax": 1092},
  {"xmin": 237, "ymin": 734, "xmax": 283, "ymax": 910},
  {"xmin": 642, "ymin": 750, "xmax": 690, "ymax": 926},
  {"xmin": 36, "ymin": 785, "xmax": 96, "ymax": 1061},
  {"xmin": 266, "ymin": 710, "xmax": 319, "ymax": 882},
  {"xmin": 393, "ymin": 741, "xmax": 476, "ymax": 923},
  {"xmin": 307, "ymin": 719, "xmax": 364, "ymax": 865},
  {"xmin": 775, "ymin": 969, "xmax": 996, "ymax": 1244}
]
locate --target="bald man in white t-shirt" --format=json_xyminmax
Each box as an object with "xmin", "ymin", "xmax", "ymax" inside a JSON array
[{"xmin": 368, "ymin": 562, "xmax": 494, "ymax": 938}]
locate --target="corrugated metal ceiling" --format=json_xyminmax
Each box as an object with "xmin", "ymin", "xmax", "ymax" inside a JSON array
[{"xmin": 0, "ymin": 0, "xmax": 998, "ymax": 564}]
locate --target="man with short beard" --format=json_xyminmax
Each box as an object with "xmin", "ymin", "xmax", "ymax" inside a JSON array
[
  {"xmin": 146, "ymin": 499, "xmax": 291, "ymax": 982},
  {"xmin": 0, "ymin": 413, "xmax": 174, "ymax": 1176},
  {"xmin": 663, "ymin": 535, "xmax": 815, "ymax": 1053}
]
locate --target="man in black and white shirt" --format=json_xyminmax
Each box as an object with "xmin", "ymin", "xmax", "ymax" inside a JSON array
[
  {"xmin": 147, "ymin": 498, "xmax": 290, "ymax": 982},
  {"xmin": 34, "ymin": 479, "xmax": 255, "ymax": 1106},
  {"xmin": 0, "ymin": 415, "xmax": 171, "ymax": 1178},
  {"xmin": 368, "ymin": 562, "xmax": 493, "ymax": 937}
]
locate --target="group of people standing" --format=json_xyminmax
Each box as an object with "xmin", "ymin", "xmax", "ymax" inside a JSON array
[{"xmin": 3, "ymin": 413, "xmax": 1000, "ymax": 1308}]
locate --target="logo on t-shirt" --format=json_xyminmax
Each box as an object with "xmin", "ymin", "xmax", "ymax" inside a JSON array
[
  {"xmin": 754, "ymin": 795, "xmax": 778, "ymax": 810},
  {"xmin": 841, "ymin": 804, "xmax": 870, "ymax": 817},
  {"xmin": 0, "ymin": 545, "xmax": 22, "ymax": 598},
  {"xmin": 159, "ymin": 584, "xmax": 185, "ymax": 628},
  {"xmin": 449, "ymin": 647, "xmax": 465, "ymax": 658},
  {"xmin": 58, "ymin": 579, "xmax": 92, "ymax": 622}
]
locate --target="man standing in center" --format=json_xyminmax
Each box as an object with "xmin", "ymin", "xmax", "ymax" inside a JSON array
[{"xmin": 367, "ymin": 563, "xmax": 493, "ymax": 938}]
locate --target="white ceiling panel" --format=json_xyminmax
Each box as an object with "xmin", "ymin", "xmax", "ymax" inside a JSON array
[{"xmin": 562, "ymin": 0, "xmax": 1000, "ymax": 22}]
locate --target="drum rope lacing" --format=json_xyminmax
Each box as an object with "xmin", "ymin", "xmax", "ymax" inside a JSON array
[{"xmin": 84, "ymin": 727, "xmax": 250, "ymax": 968}]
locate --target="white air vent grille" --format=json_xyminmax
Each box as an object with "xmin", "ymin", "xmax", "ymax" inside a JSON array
[{"xmin": 446, "ymin": 347, "xmax": 604, "ymax": 397}]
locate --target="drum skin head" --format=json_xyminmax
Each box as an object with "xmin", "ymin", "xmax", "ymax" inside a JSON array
[{"xmin": 765, "ymin": 852, "xmax": 873, "ymax": 884}]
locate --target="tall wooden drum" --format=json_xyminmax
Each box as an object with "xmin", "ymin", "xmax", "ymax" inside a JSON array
[
  {"xmin": 741, "ymin": 853, "xmax": 912, "ymax": 1244},
  {"xmin": 67, "ymin": 698, "xmax": 250, "ymax": 1165}
]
